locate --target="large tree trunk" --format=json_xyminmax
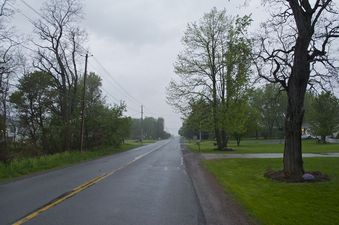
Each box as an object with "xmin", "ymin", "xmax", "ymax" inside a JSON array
[
  {"xmin": 283, "ymin": 34, "xmax": 310, "ymax": 179},
  {"xmin": 212, "ymin": 76, "xmax": 223, "ymax": 150},
  {"xmin": 61, "ymin": 86, "xmax": 71, "ymax": 151},
  {"xmin": 220, "ymin": 128, "xmax": 228, "ymax": 149},
  {"xmin": 283, "ymin": 95, "xmax": 305, "ymax": 179},
  {"xmin": 212, "ymin": 100, "xmax": 222, "ymax": 150},
  {"xmin": 2, "ymin": 87, "xmax": 7, "ymax": 147}
]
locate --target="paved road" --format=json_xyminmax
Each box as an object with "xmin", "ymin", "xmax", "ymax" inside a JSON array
[{"xmin": 0, "ymin": 138, "xmax": 204, "ymax": 225}]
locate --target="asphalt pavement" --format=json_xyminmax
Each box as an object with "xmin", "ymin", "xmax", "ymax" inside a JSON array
[{"xmin": 0, "ymin": 138, "xmax": 204, "ymax": 225}]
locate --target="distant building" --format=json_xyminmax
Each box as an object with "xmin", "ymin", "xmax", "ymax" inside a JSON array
[
  {"xmin": 301, "ymin": 123, "xmax": 313, "ymax": 139},
  {"xmin": 4, "ymin": 117, "xmax": 22, "ymax": 142}
]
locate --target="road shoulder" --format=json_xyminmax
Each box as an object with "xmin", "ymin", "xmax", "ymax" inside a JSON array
[
  {"xmin": 0, "ymin": 143, "xmax": 152, "ymax": 185},
  {"xmin": 182, "ymin": 146, "xmax": 258, "ymax": 225}
]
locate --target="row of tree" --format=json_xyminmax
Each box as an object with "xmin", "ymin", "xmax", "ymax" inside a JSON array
[
  {"xmin": 1, "ymin": 69, "xmax": 131, "ymax": 161},
  {"xmin": 169, "ymin": 1, "xmax": 339, "ymax": 180},
  {"xmin": 0, "ymin": 0, "xmax": 163, "ymax": 162},
  {"xmin": 179, "ymin": 83, "xmax": 339, "ymax": 145},
  {"xmin": 129, "ymin": 117, "xmax": 171, "ymax": 140}
]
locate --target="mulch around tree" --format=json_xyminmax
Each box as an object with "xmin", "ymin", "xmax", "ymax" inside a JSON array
[{"xmin": 264, "ymin": 170, "xmax": 330, "ymax": 183}]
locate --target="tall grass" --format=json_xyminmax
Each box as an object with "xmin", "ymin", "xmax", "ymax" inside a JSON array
[{"xmin": 0, "ymin": 142, "xmax": 143, "ymax": 180}]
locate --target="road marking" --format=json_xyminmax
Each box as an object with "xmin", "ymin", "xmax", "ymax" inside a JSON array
[{"xmin": 12, "ymin": 141, "xmax": 170, "ymax": 225}]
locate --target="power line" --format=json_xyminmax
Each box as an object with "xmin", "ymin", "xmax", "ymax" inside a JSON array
[
  {"xmin": 8, "ymin": 0, "xmax": 165, "ymax": 120},
  {"xmin": 88, "ymin": 57, "xmax": 147, "ymax": 115},
  {"xmin": 12, "ymin": 0, "xmax": 143, "ymax": 108},
  {"xmin": 18, "ymin": 0, "xmax": 45, "ymax": 19},
  {"xmin": 5, "ymin": 12, "xmax": 137, "ymax": 114},
  {"xmin": 99, "ymin": 86, "xmax": 140, "ymax": 114},
  {"xmin": 0, "ymin": 34, "xmax": 37, "ymax": 53},
  {"xmin": 87, "ymin": 60, "xmax": 141, "ymax": 114},
  {"xmin": 91, "ymin": 56, "xmax": 143, "ymax": 105},
  {"xmin": 88, "ymin": 61, "xmax": 131, "ymax": 103},
  {"xmin": 100, "ymin": 86, "xmax": 122, "ymax": 105},
  {"xmin": 90, "ymin": 59, "xmax": 163, "ymax": 118},
  {"xmin": 7, "ymin": 1, "xmax": 35, "ymax": 24}
]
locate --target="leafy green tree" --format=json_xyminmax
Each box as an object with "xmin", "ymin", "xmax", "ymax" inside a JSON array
[
  {"xmin": 219, "ymin": 15, "xmax": 252, "ymax": 147},
  {"xmin": 129, "ymin": 116, "xmax": 170, "ymax": 140},
  {"xmin": 143, "ymin": 117, "xmax": 156, "ymax": 139},
  {"xmin": 178, "ymin": 120, "xmax": 196, "ymax": 139},
  {"xmin": 185, "ymin": 99, "xmax": 213, "ymax": 138},
  {"xmin": 80, "ymin": 72, "xmax": 105, "ymax": 148},
  {"xmin": 309, "ymin": 92, "xmax": 339, "ymax": 143},
  {"xmin": 129, "ymin": 118, "xmax": 141, "ymax": 140},
  {"xmin": 227, "ymin": 100, "xmax": 250, "ymax": 146},
  {"xmin": 167, "ymin": 8, "xmax": 251, "ymax": 150},
  {"xmin": 156, "ymin": 118, "xmax": 170, "ymax": 139},
  {"xmin": 246, "ymin": 89, "xmax": 264, "ymax": 139},
  {"xmin": 261, "ymin": 84, "xmax": 286, "ymax": 138},
  {"xmin": 76, "ymin": 73, "xmax": 131, "ymax": 148},
  {"xmin": 303, "ymin": 91, "xmax": 316, "ymax": 124},
  {"xmin": 248, "ymin": 84, "xmax": 287, "ymax": 139},
  {"xmin": 10, "ymin": 71, "xmax": 55, "ymax": 151}
]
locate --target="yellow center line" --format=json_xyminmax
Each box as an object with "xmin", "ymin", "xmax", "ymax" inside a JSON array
[{"xmin": 12, "ymin": 142, "xmax": 169, "ymax": 225}]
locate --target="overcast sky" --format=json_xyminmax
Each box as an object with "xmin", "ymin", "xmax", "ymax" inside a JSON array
[{"xmin": 11, "ymin": 0, "xmax": 267, "ymax": 135}]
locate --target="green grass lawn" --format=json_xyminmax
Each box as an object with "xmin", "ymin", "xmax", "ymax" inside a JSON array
[
  {"xmin": 204, "ymin": 158, "xmax": 339, "ymax": 225},
  {"xmin": 0, "ymin": 140, "xmax": 147, "ymax": 181},
  {"xmin": 187, "ymin": 139, "xmax": 339, "ymax": 153}
]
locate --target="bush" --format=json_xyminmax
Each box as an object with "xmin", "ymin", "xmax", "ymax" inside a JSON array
[{"xmin": 0, "ymin": 143, "xmax": 11, "ymax": 162}]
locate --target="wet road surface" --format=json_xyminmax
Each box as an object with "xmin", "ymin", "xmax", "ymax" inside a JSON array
[{"xmin": 0, "ymin": 138, "xmax": 204, "ymax": 225}]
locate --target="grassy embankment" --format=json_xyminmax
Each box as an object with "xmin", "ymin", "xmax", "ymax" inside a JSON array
[
  {"xmin": 204, "ymin": 158, "xmax": 339, "ymax": 225},
  {"xmin": 187, "ymin": 139, "xmax": 339, "ymax": 153},
  {"xmin": 0, "ymin": 140, "xmax": 155, "ymax": 181},
  {"xmin": 191, "ymin": 139, "xmax": 339, "ymax": 225}
]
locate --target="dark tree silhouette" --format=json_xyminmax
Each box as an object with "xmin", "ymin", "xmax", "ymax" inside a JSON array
[
  {"xmin": 254, "ymin": 0, "xmax": 339, "ymax": 180},
  {"xmin": 33, "ymin": 0, "xmax": 87, "ymax": 151}
]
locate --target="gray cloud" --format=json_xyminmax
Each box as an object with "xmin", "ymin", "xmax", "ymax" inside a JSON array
[{"xmin": 12, "ymin": 0, "xmax": 265, "ymax": 134}]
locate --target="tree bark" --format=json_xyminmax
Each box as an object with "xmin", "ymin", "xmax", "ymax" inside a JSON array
[
  {"xmin": 283, "ymin": 97, "xmax": 305, "ymax": 179},
  {"xmin": 211, "ymin": 72, "xmax": 223, "ymax": 150},
  {"xmin": 212, "ymin": 97, "xmax": 222, "ymax": 150},
  {"xmin": 236, "ymin": 136, "xmax": 240, "ymax": 147},
  {"xmin": 220, "ymin": 128, "xmax": 227, "ymax": 149},
  {"xmin": 283, "ymin": 34, "xmax": 310, "ymax": 179},
  {"xmin": 61, "ymin": 87, "xmax": 71, "ymax": 151}
]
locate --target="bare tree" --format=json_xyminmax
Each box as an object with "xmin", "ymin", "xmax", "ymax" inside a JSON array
[
  {"xmin": 33, "ymin": 0, "xmax": 86, "ymax": 150},
  {"xmin": 253, "ymin": 0, "xmax": 339, "ymax": 180},
  {"xmin": 0, "ymin": 0, "xmax": 16, "ymax": 149}
]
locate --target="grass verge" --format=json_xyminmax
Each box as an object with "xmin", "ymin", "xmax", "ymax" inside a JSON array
[
  {"xmin": 204, "ymin": 158, "xmax": 339, "ymax": 225},
  {"xmin": 0, "ymin": 141, "xmax": 145, "ymax": 181},
  {"xmin": 187, "ymin": 139, "xmax": 339, "ymax": 153}
]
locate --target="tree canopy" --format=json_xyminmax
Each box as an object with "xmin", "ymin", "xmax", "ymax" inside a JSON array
[{"xmin": 167, "ymin": 8, "xmax": 252, "ymax": 150}]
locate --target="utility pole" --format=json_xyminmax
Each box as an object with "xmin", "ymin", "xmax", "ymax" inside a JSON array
[
  {"xmin": 80, "ymin": 52, "xmax": 88, "ymax": 152},
  {"xmin": 140, "ymin": 105, "xmax": 143, "ymax": 142}
]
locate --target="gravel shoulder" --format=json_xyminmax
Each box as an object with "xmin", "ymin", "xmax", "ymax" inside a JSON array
[{"xmin": 182, "ymin": 145, "xmax": 258, "ymax": 225}]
